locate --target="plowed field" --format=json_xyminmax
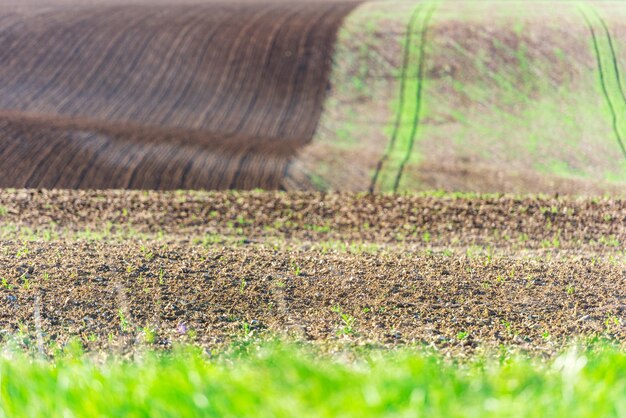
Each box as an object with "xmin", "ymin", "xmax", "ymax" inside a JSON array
[
  {"xmin": 2, "ymin": 190, "xmax": 625, "ymax": 355},
  {"xmin": 2, "ymin": 1, "xmax": 626, "ymax": 193},
  {"xmin": 0, "ymin": 0, "xmax": 356, "ymax": 189}
]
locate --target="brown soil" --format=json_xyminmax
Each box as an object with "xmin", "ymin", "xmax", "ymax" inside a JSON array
[
  {"xmin": 1, "ymin": 190, "xmax": 626, "ymax": 355},
  {"xmin": 2, "ymin": 189, "xmax": 626, "ymax": 251},
  {"xmin": 0, "ymin": 1, "xmax": 358, "ymax": 189}
]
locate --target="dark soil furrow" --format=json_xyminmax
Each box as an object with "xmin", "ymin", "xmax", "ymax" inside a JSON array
[{"xmin": 0, "ymin": 1, "xmax": 358, "ymax": 189}]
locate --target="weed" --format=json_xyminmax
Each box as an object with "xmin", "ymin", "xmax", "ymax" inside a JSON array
[
  {"xmin": 42, "ymin": 272, "xmax": 49, "ymax": 281},
  {"xmin": 422, "ymin": 231, "xmax": 431, "ymax": 243},
  {"xmin": 544, "ymin": 218, "xmax": 552, "ymax": 230},
  {"xmin": 239, "ymin": 279, "xmax": 247, "ymax": 294},
  {"xmin": 541, "ymin": 234, "xmax": 561, "ymax": 249},
  {"xmin": 501, "ymin": 319, "xmax": 512, "ymax": 333},
  {"xmin": 605, "ymin": 314, "xmax": 620, "ymax": 331},
  {"xmin": 442, "ymin": 248, "xmax": 453, "ymax": 257},
  {"xmin": 239, "ymin": 322, "xmax": 252, "ymax": 339},
  {"xmin": 15, "ymin": 246, "xmax": 29, "ymax": 259},
  {"xmin": 598, "ymin": 235, "xmax": 620, "ymax": 247},
  {"xmin": 198, "ymin": 233, "xmax": 224, "ymax": 247},
  {"xmin": 456, "ymin": 331, "xmax": 469, "ymax": 340},
  {"xmin": 304, "ymin": 224, "xmax": 330, "ymax": 233},
  {"xmin": 0, "ymin": 206, "xmax": 6, "ymax": 217},
  {"xmin": 1, "ymin": 277, "xmax": 13, "ymax": 290},
  {"xmin": 331, "ymin": 305, "xmax": 357, "ymax": 336},
  {"xmin": 485, "ymin": 245, "xmax": 494, "ymax": 265},
  {"xmin": 508, "ymin": 268, "xmax": 516, "ymax": 280},
  {"xmin": 566, "ymin": 285, "xmax": 575, "ymax": 295},
  {"xmin": 118, "ymin": 309, "xmax": 130, "ymax": 333},
  {"xmin": 465, "ymin": 245, "xmax": 481, "ymax": 259},
  {"xmin": 236, "ymin": 216, "xmax": 251, "ymax": 226},
  {"xmin": 158, "ymin": 268, "xmax": 165, "ymax": 285},
  {"xmin": 141, "ymin": 246, "xmax": 154, "ymax": 261},
  {"xmin": 291, "ymin": 261, "xmax": 302, "ymax": 277}
]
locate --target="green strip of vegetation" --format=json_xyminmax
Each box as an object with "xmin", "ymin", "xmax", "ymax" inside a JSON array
[
  {"xmin": 580, "ymin": 4, "xmax": 626, "ymax": 161},
  {"xmin": 371, "ymin": 2, "xmax": 436, "ymax": 193},
  {"xmin": 2, "ymin": 341, "xmax": 626, "ymax": 417}
]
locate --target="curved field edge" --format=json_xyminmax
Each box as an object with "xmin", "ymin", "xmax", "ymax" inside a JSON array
[
  {"xmin": 299, "ymin": 0, "xmax": 626, "ymax": 194},
  {"xmin": 2, "ymin": 341, "xmax": 626, "ymax": 417},
  {"xmin": 0, "ymin": 1, "xmax": 358, "ymax": 190}
]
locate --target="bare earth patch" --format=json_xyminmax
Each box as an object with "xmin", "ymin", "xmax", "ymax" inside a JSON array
[{"xmin": 0, "ymin": 190, "xmax": 625, "ymax": 355}]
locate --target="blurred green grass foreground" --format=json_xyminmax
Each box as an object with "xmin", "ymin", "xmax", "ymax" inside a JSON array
[{"xmin": 1, "ymin": 340, "xmax": 626, "ymax": 417}]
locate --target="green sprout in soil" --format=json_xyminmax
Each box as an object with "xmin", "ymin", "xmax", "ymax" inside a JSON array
[
  {"xmin": 456, "ymin": 331, "xmax": 469, "ymax": 341},
  {"xmin": 291, "ymin": 261, "xmax": 302, "ymax": 277},
  {"xmin": 118, "ymin": 309, "xmax": 130, "ymax": 333},
  {"xmin": 1, "ymin": 278, "xmax": 13, "ymax": 290},
  {"xmin": 15, "ymin": 246, "xmax": 29, "ymax": 259},
  {"xmin": 331, "ymin": 305, "xmax": 357, "ymax": 336}
]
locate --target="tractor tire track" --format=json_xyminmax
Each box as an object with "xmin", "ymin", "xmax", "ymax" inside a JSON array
[
  {"xmin": 369, "ymin": 2, "xmax": 436, "ymax": 193},
  {"xmin": 393, "ymin": 4, "xmax": 436, "ymax": 192},
  {"xmin": 594, "ymin": 9, "xmax": 626, "ymax": 107},
  {"xmin": 580, "ymin": 6, "xmax": 626, "ymax": 161},
  {"xmin": 369, "ymin": 3, "xmax": 423, "ymax": 193}
]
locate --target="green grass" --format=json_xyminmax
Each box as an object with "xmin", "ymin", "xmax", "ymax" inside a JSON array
[
  {"xmin": 403, "ymin": 1, "xmax": 624, "ymax": 190},
  {"xmin": 2, "ymin": 340, "xmax": 626, "ymax": 417},
  {"xmin": 313, "ymin": 1, "xmax": 626, "ymax": 192}
]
